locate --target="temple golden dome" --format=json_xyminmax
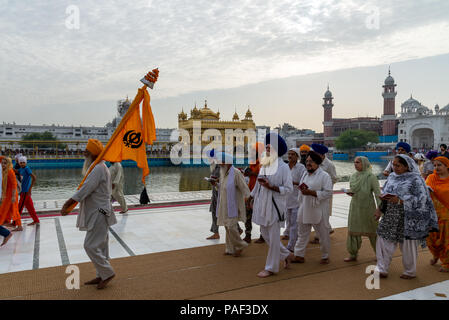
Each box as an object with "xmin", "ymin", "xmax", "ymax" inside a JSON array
[{"xmin": 245, "ymin": 107, "xmax": 252, "ymax": 119}]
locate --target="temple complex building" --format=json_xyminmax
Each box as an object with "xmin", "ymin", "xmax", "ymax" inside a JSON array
[
  {"xmin": 320, "ymin": 68, "xmax": 448, "ymax": 150},
  {"xmin": 177, "ymin": 101, "xmax": 257, "ymax": 154},
  {"xmin": 398, "ymin": 97, "xmax": 449, "ymax": 150}
]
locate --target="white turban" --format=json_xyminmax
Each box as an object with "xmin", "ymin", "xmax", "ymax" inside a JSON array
[
  {"xmin": 19, "ymin": 156, "xmax": 27, "ymax": 164},
  {"xmin": 289, "ymin": 148, "xmax": 300, "ymax": 156},
  {"xmin": 15, "ymin": 153, "xmax": 23, "ymax": 161}
]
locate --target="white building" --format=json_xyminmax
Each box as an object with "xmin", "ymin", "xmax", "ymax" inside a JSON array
[
  {"xmin": 0, "ymin": 97, "xmax": 176, "ymax": 151},
  {"xmin": 397, "ymin": 96, "xmax": 449, "ymax": 150}
]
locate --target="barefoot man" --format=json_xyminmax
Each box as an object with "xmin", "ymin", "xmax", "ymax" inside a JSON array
[
  {"xmin": 214, "ymin": 152, "xmax": 251, "ymax": 257},
  {"xmin": 249, "ymin": 132, "xmax": 294, "ymax": 278},
  {"xmin": 61, "ymin": 139, "xmax": 117, "ymax": 289}
]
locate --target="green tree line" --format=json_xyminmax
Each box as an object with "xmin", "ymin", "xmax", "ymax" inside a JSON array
[
  {"xmin": 20, "ymin": 132, "xmax": 67, "ymax": 149},
  {"xmin": 335, "ymin": 129, "xmax": 379, "ymax": 150}
]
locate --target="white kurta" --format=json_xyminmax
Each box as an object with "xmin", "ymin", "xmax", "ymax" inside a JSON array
[
  {"xmin": 320, "ymin": 157, "xmax": 338, "ymax": 185},
  {"xmin": 216, "ymin": 167, "xmax": 250, "ymax": 227},
  {"xmin": 283, "ymin": 162, "xmax": 305, "ymax": 238},
  {"xmin": 71, "ymin": 161, "xmax": 116, "ymax": 280},
  {"xmin": 295, "ymin": 168, "xmax": 333, "ymax": 259},
  {"xmin": 297, "ymin": 168, "xmax": 333, "ymax": 226},
  {"xmin": 286, "ymin": 162, "xmax": 306, "ymax": 209},
  {"xmin": 320, "ymin": 156, "xmax": 337, "ymax": 220},
  {"xmin": 109, "ymin": 162, "xmax": 127, "ymax": 211},
  {"xmin": 251, "ymin": 159, "xmax": 293, "ymax": 273},
  {"xmin": 109, "ymin": 162, "xmax": 125, "ymax": 190},
  {"xmin": 251, "ymin": 160, "xmax": 293, "ymax": 227}
]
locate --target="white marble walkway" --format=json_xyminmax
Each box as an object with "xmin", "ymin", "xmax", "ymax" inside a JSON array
[
  {"xmin": 2, "ymin": 189, "xmax": 443, "ymax": 300},
  {"xmin": 1, "ymin": 194, "xmax": 351, "ymax": 275}
]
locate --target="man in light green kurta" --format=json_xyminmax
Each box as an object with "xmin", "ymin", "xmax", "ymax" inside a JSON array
[
  {"xmin": 214, "ymin": 152, "xmax": 250, "ymax": 257},
  {"xmin": 345, "ymin": 156, "xmax": 381, "ymax": 261}
]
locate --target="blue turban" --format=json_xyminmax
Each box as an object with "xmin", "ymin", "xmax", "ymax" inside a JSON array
[
  {"xmin": 396, "ymin": 142, "xmax": 411, "ymax": 153},
  {"xmin": 425, "ymin": 150, "xmax": 438, "ymax": 160},
  {"xmin": 206, "ymin": 148, "xmax": 215, "ymax": 159},
  {"xmin": 311, "ymin": 143, "xmax": 329, "ymax": 155},
  {"xmin": 265, "ymin": 132, "xmax": 288, "ymax": 157}
]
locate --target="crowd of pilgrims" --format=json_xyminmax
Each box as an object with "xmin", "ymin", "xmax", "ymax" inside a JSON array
[
  {"xmin": 1, "ymin": 135, "xmax": 449, "ymax": 281},
  {"xmin": 206, "ymin": 135, "xmax": 449, "ymax": 278}
]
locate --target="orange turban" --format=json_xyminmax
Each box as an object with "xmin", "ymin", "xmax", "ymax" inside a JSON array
[
  {"xmin": 434, "ymin": 156, "xmax": 449, "ymax": 168},
  {"xmin": 300, "ymin": 144, "xmax": 311, "ymax": 152},
  {"xmin": 252, "ymin": 142, "xmax": 265, "ymax": 152},
  {"xmin": 86, "ymin": 139, "xmax": 104, "ymax": 156}
]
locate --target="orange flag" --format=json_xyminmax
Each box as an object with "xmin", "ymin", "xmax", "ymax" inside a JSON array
[
  {"xmin": 102, "ymin": 87, "xmax": 154, "ymax": 183},
  {"xmin": 64, "ymin": 70, "xmax": 159, "ymax": 214}
]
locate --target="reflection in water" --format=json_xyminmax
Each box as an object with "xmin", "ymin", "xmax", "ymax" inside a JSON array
[{"xmin": 31, "ymin": 161, "xmax": 388, "ymax": 201}]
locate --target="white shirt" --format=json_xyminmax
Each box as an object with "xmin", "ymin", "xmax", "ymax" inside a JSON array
[
  {"xmin": 297, "ymin": 168, "xmax": 333, "ymax": 226},
  {"xmin": 286, "ymin": 162, "xmax": 306, "ymax": 209},
  {"xmin": 109, "ymin": 162, "xmax": 124, "ymax": 190},
  {"xmin": 320, "ymin": 157, "xmax": 338, "ymax": 185},
  {"xmin": 72, "ymin": 161, "xmax": 117, "ymax": 231},
  {"xmin": 251, "ymin": 159, "xmax": 293, "ymax": 227}
]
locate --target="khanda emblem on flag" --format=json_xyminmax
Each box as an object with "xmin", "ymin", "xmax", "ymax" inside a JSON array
[
  {"xmin": 123, "ymin": 130, "xmax": 143, "ymax": 149},
  {"xmin": 64, "ymin": 68, "xmax": 160, "ymax": 214}
]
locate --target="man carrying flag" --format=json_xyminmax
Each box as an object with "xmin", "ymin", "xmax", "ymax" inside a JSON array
[
  {"xmin": 60, "ymin": 69, "xmax": 159, "ymax": 290},
  {"xmin": 61, "ymin": 139, "xmax": 117, "ymax": 289}
]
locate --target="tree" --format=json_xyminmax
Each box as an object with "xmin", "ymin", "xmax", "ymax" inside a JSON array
[
  {"xmin": 20, "ymin": 131, "xmax": 67, "ymax": 149},
  {"xmin": 335, "ymin": 129, "xmax": 379, "ymax": 150}
]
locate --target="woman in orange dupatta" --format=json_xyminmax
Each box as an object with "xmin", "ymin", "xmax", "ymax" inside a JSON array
[
  {"xmin": 426, "ymin": 156, "xmax": 449, "ymax": 272},
  {"xmin": 0, "ymin": 157, "xmax": 22, "ymax": 231}
]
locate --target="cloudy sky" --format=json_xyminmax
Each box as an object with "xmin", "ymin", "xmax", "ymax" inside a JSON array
[{"xmin": 1, "ymin": 0, "xmax": 449, "ymax": 131}]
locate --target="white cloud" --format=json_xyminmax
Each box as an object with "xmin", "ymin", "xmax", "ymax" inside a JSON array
[{"xmin": 0, "ymin": 0, "xmax": 448, "ymax": 127}]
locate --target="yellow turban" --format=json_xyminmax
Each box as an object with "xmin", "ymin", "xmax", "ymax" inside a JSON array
[
  {"xmin": 86, "ymin": 139, "xmax": 104, "ymax": 156},
  {"xmin": 299, "ymin": 144, "xmax": 311, "ymax": 152}
]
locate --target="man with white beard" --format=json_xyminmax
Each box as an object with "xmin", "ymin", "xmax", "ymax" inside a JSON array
[
  {"xmin": 61, "ymin": 139, "xmax": 117, "ymax": 289},
  {"xmin": 213, "ymin": 152, "xmax": 250, "ymax": 256},
  {"xmin": 248, "ymin": 132, "xmax": 294, "ymax": 278},
  {"xmin": 293, "ymin": 151, "xmax": 333, "ymax": 264}
]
